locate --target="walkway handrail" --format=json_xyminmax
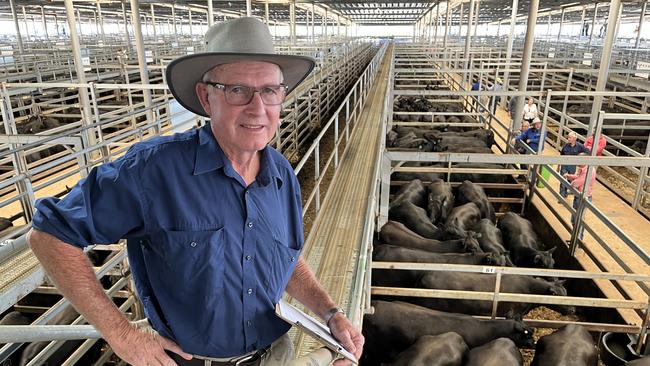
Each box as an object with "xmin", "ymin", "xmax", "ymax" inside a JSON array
[
  {"xmin": 294, "ymin": 42, "xmax": 387, "ymax": 217},
  {"xmin": 348, "ymin": 43, "xmax": 392, "ymax": 326}
]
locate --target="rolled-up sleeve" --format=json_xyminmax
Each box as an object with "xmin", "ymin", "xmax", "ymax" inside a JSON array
[{"xmin": 32, "ymin": 153, "xmax": 145, "ymax": 249}]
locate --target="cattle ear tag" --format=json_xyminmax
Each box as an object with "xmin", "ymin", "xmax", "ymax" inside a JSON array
[{"xmin": 482, "ymin": 267, "xmax": 496, "ymax": 274}]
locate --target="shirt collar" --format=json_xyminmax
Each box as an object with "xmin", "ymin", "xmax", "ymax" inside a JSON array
[{"xmin": 193, "ymin": 124, "xmax": 284, "ymax": 188}]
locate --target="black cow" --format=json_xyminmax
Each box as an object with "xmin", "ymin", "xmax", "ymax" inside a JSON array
[
  {"xmin": 19, "ymin": 305, "xmax": 81, "ymax": 366},
  {"xmin": 498, "ymin": 212, "xmax": 555, "ymax": 269},
  {"xmin": 531, "ymin": 324, "xmax": 597, "ymax": 366},
  {"xmin": 391, "ymin": 179, "xmax": 427, "ymax": 209},
  {"xmin": 437, "ymin": 136, "xmax": 488, "ymax": 152},
  {"xmin": 393, "ymin": 132, "xmax": 436, "ymax": 151},
  {"xmin": 392, "ymin": 162, "xmax": 443, "ymax": 183},
  {"xmin": 427, "ymin": 178, "xmax": 454, "ymax": 224},
  {"xmin": 445, "ymin": 146, "xmax": 493, "ymax": 153},
  {"xmin": 458, "ymin": 180, "xmax": 496, "ymax": 222},
  {"xmin": 0, "ymin": 217, "xmax": 13, "ymax": 232},
  {"xmin": 386, "ymin": 130, "xmax": 399, "ymax": 147},
  {"xmin": 450, "ymin": 163, "xmax": 510, "ymax": 184},
  {"xmin": 631, "ymin": 140, "xmax": 647, "ymax": 155},
  {"xmin": 394, "ymin": 126, "xmax": 435, "ymax": 139},
  {"xmin": 379, "ymin": 221, "xmax": 482, "ymax": 254},
  {"xmin": 442, "ymin": 202, "xmax": 481, "ymax": 239},
  {"xmin": 362, "ymin": 301, "xmax": 535, "ymax": 364},
  {"xmin": 373, "ymin": 244, "xmax": 506, "ymax": 266},
  {"xmin": 433, "ymin": 129, "xmax": 495, "ymax": 147},
  {"xmin": 0, "ymin": 311, "xmax": 30, "ymax": 326},
  {"xmin": 389, "ymin": 201, "xmax": 441, "ymax": 239},
  {"xmin": 392, "ymin": 333, "xmax": 467, "ymax": 366},
  {"xmin": 0, "ymin": 311, "xmax": 31, "ymax": 366},
  {"xmin": 473, "ymin": 219, "xmax": 515, "ymax": 266},
  {"xmin": 465, "ymin": 338, "xmax": 523, "ymax": 366},
  {"xmin": 414, "ymin": 271, "xmax": 574, "ymax": 317}
]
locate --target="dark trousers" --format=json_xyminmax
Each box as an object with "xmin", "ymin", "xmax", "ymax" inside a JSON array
[
  {"xmin": 571, "ymin": 195, "xmax": 592, "ymax": 240},
  {"xmin": 559, "ymin": 165, "xmax": 576, "ymax": 198}
]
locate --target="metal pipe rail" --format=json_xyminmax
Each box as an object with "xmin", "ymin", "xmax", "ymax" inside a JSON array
[
  {"xmin": 348, "ymin": 43, "xmax": 394, "ymax": 329},
  {"xmin": 0, "ymin": 246, "xmax": 127, "ymax": 362}
]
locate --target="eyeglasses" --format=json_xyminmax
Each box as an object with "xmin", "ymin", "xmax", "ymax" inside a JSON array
[{"xmin": 203, "ymin": 81, "xmax": 288, "ymax": 106}]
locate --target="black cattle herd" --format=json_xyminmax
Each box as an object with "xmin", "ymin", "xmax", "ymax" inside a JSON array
[{"xmin": 361, "ymin": 112, "xmax": 647, "ymax": 365}]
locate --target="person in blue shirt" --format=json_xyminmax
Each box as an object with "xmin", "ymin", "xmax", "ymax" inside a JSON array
[
  {"xmin": 470, "ymin": 77, "xmax": 481, "ymax": 111},
  {"xmin": 559, "ymin": 131, "xmax": 589, "ymax": 199},
  {"xmin": 27, "ymin": 18, "xmax": 363, "ymax": 366},
  {"xmin": 515, "ymin": 118, "xmax": 546, "ymax": 153}
]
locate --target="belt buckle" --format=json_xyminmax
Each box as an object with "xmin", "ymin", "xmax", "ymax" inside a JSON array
[{"xmin": 233, "ymin": 348, "xmax": 267, "ymax": 365}]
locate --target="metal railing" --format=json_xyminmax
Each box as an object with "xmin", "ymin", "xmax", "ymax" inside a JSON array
[{"xmin": 294, "ymin": 42, "xmax": 387, "ymax": 217}]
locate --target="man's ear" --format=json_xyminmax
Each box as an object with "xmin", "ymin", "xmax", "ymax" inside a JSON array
[{"xmin": 196, "ymin": 82, "xmax": 211, "ymax": 115}]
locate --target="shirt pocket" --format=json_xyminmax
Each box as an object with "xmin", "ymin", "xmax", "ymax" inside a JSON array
[
  {"xmin": 266, "ymin": 237, "xmax": 300, "ymax": 303},
  {"xmin": 146, "ymin": 228, "xmax": 226, "ymax": 298}
]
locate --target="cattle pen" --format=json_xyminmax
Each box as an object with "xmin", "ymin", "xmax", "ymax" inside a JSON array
[{"xmin": 0, "ymin": 1, "xmax": 650, "ymax": 365}]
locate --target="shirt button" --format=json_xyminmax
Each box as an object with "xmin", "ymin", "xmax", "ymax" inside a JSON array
[
  {"xmin": 190, "ymin": 241, "xmax": 197, "ymax": 247},
  {"xmin": 246, "ymin": 255, "xmax": 252, "ymax": 261},
  {"xmin": 247, "ymin": 288, "xmax": 253, "ymax": 295},
  {"xmin": 247, "ymin": 320, "xmax": 252, "ymax": 327},
  {"xmin": 248, "ymin": 222, "xmax": 253, "ymax": 228},
  {"xmin": 290, "ymin": 256, "xmax": 295, "ymax": 262}
]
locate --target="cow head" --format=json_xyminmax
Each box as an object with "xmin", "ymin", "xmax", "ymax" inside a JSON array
[
  {"xmin": 428, "ymin": 196, "xmax": 449, "ymax": 224},
  {"xmin": 462, "ymin": 232, "xmax": 483, "ymax": 254},
  {"xmin": 547, "ymin": 279, "xmax": 576, "ymax": 315},
  {"xmin": 484, "ymin": 252, "xmax": 507, "ymax": 266},
  {"xmin": 485, "ymin": 130, "xmax": 496, "ymax": 147},
  {"xmin": 511, "ymin": 320, "xmax": 536, "ymax": 348},
  {"xmin": 422, "ymin": 133, "xmax": 442, "ymax": 152},
  {"xmin": 533, "ymin": 247, "xmax": 556, "ymax": 269}
]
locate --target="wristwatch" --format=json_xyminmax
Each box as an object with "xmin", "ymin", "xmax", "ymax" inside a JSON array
[{"xmin": 324, "ymin": 307, "xmax": 345, "ymax": 326}]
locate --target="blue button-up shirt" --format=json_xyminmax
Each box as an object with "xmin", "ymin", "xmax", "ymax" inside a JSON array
[
  {"xmin": 515, "ymin": 127, "xmax": 547, "ymax": 152},
  {"xmin": 32, "ymin": 124, "xmax": 304, "ymax": 357},
  {"xmin": 560, "ymin": 141, "xmax": 589, "ymax": 172}
]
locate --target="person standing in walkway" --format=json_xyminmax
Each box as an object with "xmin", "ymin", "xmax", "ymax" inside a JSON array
[
  {"xmin": 522, "ymin": 97, "xmax": 538, "ymax": 125},
  {"xmin": 490, "ymin": 77, "xmax": 503, "ymax": 114},
  {"xmin": 564, "ymin": 154, "xmax": 597, "ymax": 240},
  {"xmin": 508, "ymin": 95, "xmax": 519, "ymax": 120},
  {"xmin": 559, "ymin": 132, "xmax": 589, "ymax": 199},
  {"xmin": 584, "ymin": 130, "xmax": 607, "ymax": 156},
  {"xmin": 471, "ymin": 77, "xmax": 481, "ymax": 111}
]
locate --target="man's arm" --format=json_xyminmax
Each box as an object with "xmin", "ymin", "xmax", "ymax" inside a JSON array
[
  {"xmin": 28, "ymin": 229, "xmax": 191, "ymax": 366},
  {"xmin": 286, "ymin": 257, "xmax": 364, "ymax": 364}
]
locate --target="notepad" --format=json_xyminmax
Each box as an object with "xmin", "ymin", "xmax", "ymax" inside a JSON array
[{"xmin": 275, "ymin": 299, "xmax": 357, "ymax": 364}]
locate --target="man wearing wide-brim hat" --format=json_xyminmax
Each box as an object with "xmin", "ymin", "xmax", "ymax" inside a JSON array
[{"xmin": 28, "ymin": 17, "xmax": 363, "ymax": 366}]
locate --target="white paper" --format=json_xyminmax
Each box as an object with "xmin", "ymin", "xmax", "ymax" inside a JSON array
[{"xmin": 275, "ymin": 299, "xmax": 357, "ymax": 363}]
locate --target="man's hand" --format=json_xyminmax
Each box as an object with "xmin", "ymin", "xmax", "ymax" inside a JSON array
[
  {"xmin": 106, "ymin": 323, "xmax": 192, "ymax": 366},
  {"xmin": 328, "ymin": 313, "xmax": 364, "ymax": 365}
]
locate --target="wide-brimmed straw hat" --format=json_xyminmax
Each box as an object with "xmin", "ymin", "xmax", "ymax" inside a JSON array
[{"xmin": 166, "ymin": 17, "xmax": 315, "ymax": 117}]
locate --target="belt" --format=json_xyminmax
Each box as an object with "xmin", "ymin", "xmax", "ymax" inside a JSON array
[{"xmin": 168, "ymin": 347, "xmax": 269, "ymax": 366}]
